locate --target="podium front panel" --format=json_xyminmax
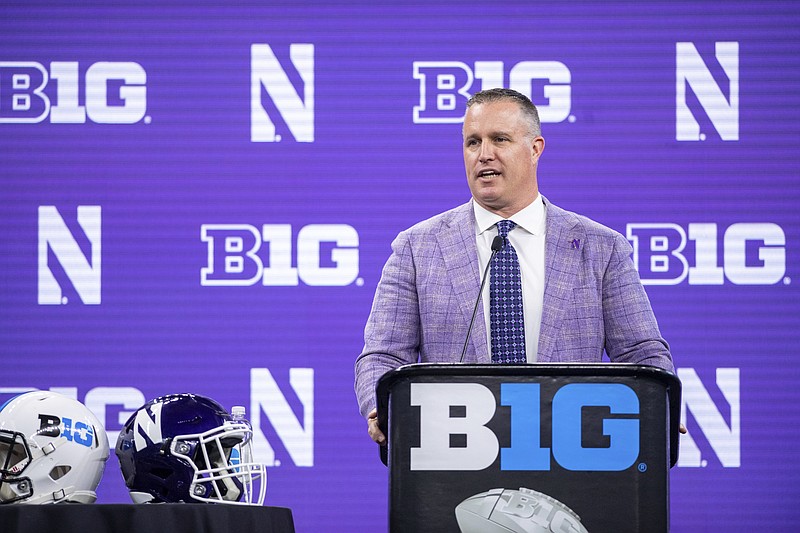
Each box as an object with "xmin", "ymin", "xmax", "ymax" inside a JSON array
[{"xmin": 380, "ymin": 364, "xmax": 677, "ymax": 533}]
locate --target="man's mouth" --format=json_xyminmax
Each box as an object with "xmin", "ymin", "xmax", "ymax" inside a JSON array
[{"xmin": 478, "ymin": 170, "xmax": 500, "ymax": 178}]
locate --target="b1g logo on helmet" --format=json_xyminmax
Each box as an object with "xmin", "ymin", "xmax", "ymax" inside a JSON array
[
  {"xmin": 0, "ymin": 61, "xmax": 148, "ymax": 124},
  {"xmin": 36, "ymin": 414, "xmax": 95, "ymax": 448}
]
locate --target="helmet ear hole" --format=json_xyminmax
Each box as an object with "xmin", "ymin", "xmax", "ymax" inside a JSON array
[{"xmin": 49, "ymin": 464, "xmax": 72, "ymax": 481}]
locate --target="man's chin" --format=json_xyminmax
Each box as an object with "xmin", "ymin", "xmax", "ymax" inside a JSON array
[
  {"xmin": 472, "ymin": 186, "xmax": 501, "ymax": 204},
  {"xmin": 473, "ymin": 195, "xmax": 504, "ymax": 213}
]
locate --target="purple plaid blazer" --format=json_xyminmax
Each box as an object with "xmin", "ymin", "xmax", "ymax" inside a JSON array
[{"xmin": 355, "ymin": 197, "xmax": 673, "ymax": 417}]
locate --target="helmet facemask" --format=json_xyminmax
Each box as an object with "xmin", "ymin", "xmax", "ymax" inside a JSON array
[
  {"xmin": 0, "ymin": 431, "xmax": 34, "ymax": 504},
  {"xmin": 171, "ymin": 421, "xmax": 266, "ymax": 505}
]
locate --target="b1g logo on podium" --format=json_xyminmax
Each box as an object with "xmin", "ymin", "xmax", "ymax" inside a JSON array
[{"xmin": 410, "ymin": 382, "xmax": 639, "ymax": 472}]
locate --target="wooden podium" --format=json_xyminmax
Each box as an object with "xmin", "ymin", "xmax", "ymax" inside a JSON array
[{"xmin": 376, "ymin": 363, "xmax": 681, "ymax": 532}]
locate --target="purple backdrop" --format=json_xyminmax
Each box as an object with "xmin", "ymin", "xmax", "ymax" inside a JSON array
[{"xmin": 2, "ymin": 1, "xmax": 799, "ymax": 531}]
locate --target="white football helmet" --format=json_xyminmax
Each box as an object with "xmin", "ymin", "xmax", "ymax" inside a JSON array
[{"xmin": 0, "ymin": 391, "xmax": 109, "ymax": 504}]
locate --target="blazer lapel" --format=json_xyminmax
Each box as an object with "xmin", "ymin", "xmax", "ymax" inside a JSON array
[
  {"xmin": 436, "ymin": 202, "xmax": 489, "ymax": 361},
  {"xmin": 538, "ymin": 199, "xmax": 583, "ymax": 362}
]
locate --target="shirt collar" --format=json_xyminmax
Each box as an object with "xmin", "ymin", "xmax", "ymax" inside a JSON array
[{"xmin": 473, "ymin": 194, "xmax": 546, "ymax": 236}]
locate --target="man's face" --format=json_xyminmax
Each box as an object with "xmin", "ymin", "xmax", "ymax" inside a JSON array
[{"xmin": 462, "ymin": 100, "xmax": 544, "ymax": 218}]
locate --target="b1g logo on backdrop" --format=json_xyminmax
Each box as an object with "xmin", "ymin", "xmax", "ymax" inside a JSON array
[
  {"xmin": 676, "ymin": 41, "xmax": 739, "ymax": 141},
  {"xmin": 0, "ymin": 61, "xmax": 147, "ymax": 124},
  {"xmin": 251, "ymin": 43, "xmax": 314, "ymax": 143},
  {"xmin": 411, "ymin": 382, "xmax": 639, "ymax": 472},
  {"xmin": 201, "ymin": 223, "xmax": 359, "ymax": 286},
  {"xmin": 627, "ymin": 222, "xmax": 787, "ymax": 285},
  {"xmin": 38, "ymin": 206, "xmax": 102, "ymax": 305},
  {"xmin": 412, "ymin": 59, "xmax": 572, "ymax": 124}
]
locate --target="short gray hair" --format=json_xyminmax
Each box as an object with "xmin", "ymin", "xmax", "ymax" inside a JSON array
[{"xmin": 466, "ymin": 88, "xmax": 541, "ymax": 137}]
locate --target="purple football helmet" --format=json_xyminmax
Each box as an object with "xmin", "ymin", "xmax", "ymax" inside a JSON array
[{"xmin": 116, "ymin": 394, "xmax": 265, "ymax": 505}]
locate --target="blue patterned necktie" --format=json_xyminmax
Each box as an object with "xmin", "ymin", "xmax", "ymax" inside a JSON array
[{"xmin": 490, "ymin": 220, "xmax": 527, "ymax": 364}]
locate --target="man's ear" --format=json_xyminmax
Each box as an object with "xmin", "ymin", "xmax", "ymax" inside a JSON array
[{"xmin": 531, "ymin": 135, "xmax": 545, "ymax": 162}]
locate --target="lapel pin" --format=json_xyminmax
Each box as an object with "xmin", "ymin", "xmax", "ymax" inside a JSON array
[{"xmin": 570, "ymin": 238, "xmax": 581, "ymax": 250}]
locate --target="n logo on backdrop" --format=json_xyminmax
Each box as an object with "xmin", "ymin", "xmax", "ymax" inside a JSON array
[
  {"xmin": 38, "ymin": 205, "xmax": 102, "ymax": 305},
  {"xmin": 676, "ymin": 41, "xmax": 739, "ymax": 141},
  {"xmin": 251, "ymin": 44, "xmax": 315, "ymax": 143}
]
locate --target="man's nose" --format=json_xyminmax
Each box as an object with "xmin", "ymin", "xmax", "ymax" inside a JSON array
[{"xmin": 478, "ymin": 142, "xmax": 495, "ymax": 163}]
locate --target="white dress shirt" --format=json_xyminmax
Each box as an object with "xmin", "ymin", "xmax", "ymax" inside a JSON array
[{"xmin": 473, "ymin": 195, "xmax": 546, "ymax": 362}]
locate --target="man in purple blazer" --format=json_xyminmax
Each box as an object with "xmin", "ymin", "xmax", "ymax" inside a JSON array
[{"xmin": 355, "ymin": 88, "xmax": 674, "ymax": 444}]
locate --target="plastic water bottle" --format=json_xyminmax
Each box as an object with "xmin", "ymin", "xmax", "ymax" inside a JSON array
[
  {"xmin": 230, "ymin": 405, "xmax": 254, "ymax": 463},
  {"xmin": 231, "ymin": 405, "xmax": 247, "ymax": 422},
  {"xmin": 230, "ymin": 405, "xmax": 252, "ymax": 434}
]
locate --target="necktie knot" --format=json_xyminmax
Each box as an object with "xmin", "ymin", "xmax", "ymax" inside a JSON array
[{"xmin": 497, "ymin": 220, "xmax": 516, "ymax": 238}]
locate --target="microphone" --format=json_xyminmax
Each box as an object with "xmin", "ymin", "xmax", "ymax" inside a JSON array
[{"xmin": 460, "ymin": 235, "xmax": 505, "ymax": 363}]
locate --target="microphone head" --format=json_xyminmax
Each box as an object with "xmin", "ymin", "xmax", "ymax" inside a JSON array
[{"xmin": 491, "ymin": 235, "xmax": 505, "ymax": 252}]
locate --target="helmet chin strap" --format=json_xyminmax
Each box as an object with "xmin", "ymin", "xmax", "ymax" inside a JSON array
[
  {"xmin": 193, "ymin": 460, "xmax": 243, "ymax": 502},
  {"xmin": 214, "ymin": 473, "xmax": 242, "ymax": 502}
]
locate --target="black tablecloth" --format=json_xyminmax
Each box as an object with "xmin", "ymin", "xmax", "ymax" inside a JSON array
[{"xmin": 0, "ymin": 504, "xmax": 295, "ymax": 533}]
